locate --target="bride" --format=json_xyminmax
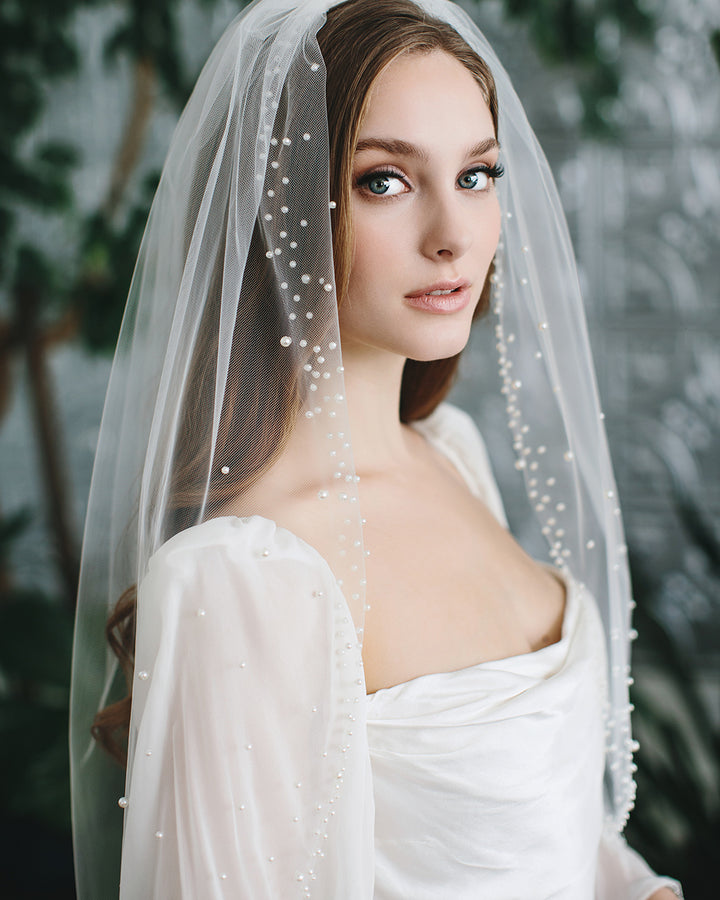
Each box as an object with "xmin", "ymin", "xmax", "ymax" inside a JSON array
[{"xmin": 70, "ymin": 1, "xmax": 682, "ymax": 897}]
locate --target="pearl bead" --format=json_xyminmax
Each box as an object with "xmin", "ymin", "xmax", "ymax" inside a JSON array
[
  {"xmin": 280, "ymin": 336, "xmax": 292, "ymax": 347},
  {"xmin": 118, "ymin": 797, "xmax": 128, "ymax": 809}
]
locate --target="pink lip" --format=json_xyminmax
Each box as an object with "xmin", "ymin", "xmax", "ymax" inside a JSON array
[{"xmin": 404, "ymin": 280, "xmax": 472, "ymax": 314}]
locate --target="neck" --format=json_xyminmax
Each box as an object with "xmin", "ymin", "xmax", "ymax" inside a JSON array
[{"xmin": 340, "ymin": 341, "xmax": 412, "ymax": 475}]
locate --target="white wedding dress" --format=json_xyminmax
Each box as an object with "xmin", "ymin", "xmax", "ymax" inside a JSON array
[{"xmin": 118, "ymin": 403, "xmax": 682, "ymax": 899}]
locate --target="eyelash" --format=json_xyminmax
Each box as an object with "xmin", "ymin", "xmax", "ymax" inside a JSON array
[{"xmin": 356, "ymin": 163, "xmax": 505, "ymax": 196}]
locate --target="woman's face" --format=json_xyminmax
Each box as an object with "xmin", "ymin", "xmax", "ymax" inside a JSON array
[{"xmin": 340, "ymin": 49, "xmax": 502, "ymax": 363}]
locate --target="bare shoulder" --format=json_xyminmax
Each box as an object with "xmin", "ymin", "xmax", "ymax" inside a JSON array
[{"xmin": 214, "ymin": 459, "xmax": 339, "ymax": 566}]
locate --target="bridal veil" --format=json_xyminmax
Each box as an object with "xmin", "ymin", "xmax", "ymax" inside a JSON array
[{"xmin": 70, "ymin": 1, "xmax": 637, "ymax": 895}]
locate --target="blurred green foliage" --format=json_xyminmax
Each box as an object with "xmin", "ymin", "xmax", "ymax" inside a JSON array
[
  {"xmin": 500, "ymin": 0, "xmax": 653, "ymax": 132},
  {"xmin": 625, "ymin": 453, "xmax": 720, "ymax": 898},
  {"xmin": 628, "ymin": 588, "xmax": 720, "ymax": 896},
  {"xmin": 1, "ymin": 0, "xmax": 718, "ymax": 897},
  {"xmin": 711, "ymin": 29, "xmax": 720, "ymax": 69},
  {"xmin": 0, "ymin": 587, "xmax": 74, "ymax": 833}
]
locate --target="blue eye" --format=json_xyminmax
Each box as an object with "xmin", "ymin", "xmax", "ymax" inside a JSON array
[
  {"xmin": 458, "ymin": 170, "xmax": 489, "ymax": 190},
  {"xmin": 359, "ymin": 171, "xmax": 406, "ymax": 196},
  {"xmin": 368, "ymin": 176, "xmax": 391, "ymax": 194},
  {"xmin": 458, "ymin": 164, "xmax": 504, "ymax": 191}
]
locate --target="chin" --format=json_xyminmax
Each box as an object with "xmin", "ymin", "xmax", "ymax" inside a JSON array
[
  {"xmin": 338, "ymin": 309, "xmax": 474, "ymax": 363},
  {"xmin": 400, "ymin": 327, "xmax": 473, "ymax": 363}
]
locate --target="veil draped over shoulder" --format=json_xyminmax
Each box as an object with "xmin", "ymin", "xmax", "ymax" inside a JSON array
[{"xmin": 70, "ymin": 1, "xmax": 638, "ymax": 896}]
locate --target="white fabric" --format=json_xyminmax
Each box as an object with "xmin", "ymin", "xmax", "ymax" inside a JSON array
[
  {"xmin": 367, "ymin": 575, "xmax": 680, "ymax": 900},
  {"xmin": 597, "ymin": 832, "xmax": 683, "ymax": 900},
  {"xmin": 122, "ymin": 515, "xmax": 374, "ymax": 899},
  {"xmin": 117, "ymin": 403, "xmax": 681, "ymax": 899},
  {"xmin": 71, "ymin": 4, "xmax": 645, "ymax": 891}
]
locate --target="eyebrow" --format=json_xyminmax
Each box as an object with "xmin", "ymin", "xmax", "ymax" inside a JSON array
[{"xmin": 354, "ymin": 136, "xmax": 500, "ymax": 160}]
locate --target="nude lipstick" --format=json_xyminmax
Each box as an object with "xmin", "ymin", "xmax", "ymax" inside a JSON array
[{"xmin": 404, "ymin": 280, "xmax": 472, "ymax": 314}]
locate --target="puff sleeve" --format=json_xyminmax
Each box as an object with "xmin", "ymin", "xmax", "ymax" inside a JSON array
[{"xmin": 119, "ymin": 516, "xmax": 374, "ymax": 899}]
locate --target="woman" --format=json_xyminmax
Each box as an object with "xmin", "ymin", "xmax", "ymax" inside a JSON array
[{"xmin": 70, "ymin": 0, "xmax": 683, "ymax": 897}]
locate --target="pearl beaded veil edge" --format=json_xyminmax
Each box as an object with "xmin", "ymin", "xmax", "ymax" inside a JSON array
[{"xmin": 70, "ymin": 0, "xmax": 636, "ymax": 895}]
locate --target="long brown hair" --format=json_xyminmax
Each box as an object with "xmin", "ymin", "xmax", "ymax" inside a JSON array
[
  {"xmin": 319, "ymin": 0, "xmax": 498, "ymax": 421},
  {"xmin": 92, "ymin": 0, "xmax": 499, "ymax": 763}
]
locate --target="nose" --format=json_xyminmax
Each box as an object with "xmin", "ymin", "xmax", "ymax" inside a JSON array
[{"xmin": 419, "ymin": 191, "xmax": 473, "ymax": 261}]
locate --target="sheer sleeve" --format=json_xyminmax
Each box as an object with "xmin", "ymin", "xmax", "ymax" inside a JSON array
[
  {"xmin": 119, "ymin": 516, "xmax": 374, "ymax": 899},
  {"xmin": 595, "ymin": 830, "xmax": 683, "ymax": 899}
]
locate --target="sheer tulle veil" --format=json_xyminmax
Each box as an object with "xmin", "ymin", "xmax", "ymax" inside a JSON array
[{"xmin": 70, "ymin": 0, "xmax": 637, "ymax": 895}]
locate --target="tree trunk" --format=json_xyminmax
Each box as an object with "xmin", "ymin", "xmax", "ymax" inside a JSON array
[
  {"xmin": 103, "ymin": 57, "xmax": 156, "ymax": 221},
  {"xmin": 15, "ymin": 286, "xmax": 79, "ymax": 608}
]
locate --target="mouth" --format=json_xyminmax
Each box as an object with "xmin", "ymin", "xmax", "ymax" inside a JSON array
[{"xmin": 404, "ymin": 280, "xmax": 472, "ymax": 314}]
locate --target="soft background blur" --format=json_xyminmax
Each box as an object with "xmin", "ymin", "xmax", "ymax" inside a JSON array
[{"xmin": 0, "ymin": 0, "xmax": 718, "ymax": 897}]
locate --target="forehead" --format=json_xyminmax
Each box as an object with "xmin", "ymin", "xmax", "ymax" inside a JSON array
[{"xmin": 358, "ymin": 50, "xmax": 494, "ymax": 143}]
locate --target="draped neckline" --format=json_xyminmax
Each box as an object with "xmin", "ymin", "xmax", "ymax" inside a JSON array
[{"xmin": 366, "ymin": 566, "xmax": 575, "ymax": 700}]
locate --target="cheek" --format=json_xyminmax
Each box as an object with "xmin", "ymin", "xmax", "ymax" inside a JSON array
[
  {"xmin": 482, "ymin": 196, "xmax": 502, "ymax": 254},
  {"xmin": 347, "ymin": 207, "xmax": 398, "ymax": 295}
]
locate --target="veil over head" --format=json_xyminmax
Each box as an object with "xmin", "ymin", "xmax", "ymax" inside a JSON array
[{"xmin": 70, "ymin": 0, "xmax": 637, "ymax": 895}]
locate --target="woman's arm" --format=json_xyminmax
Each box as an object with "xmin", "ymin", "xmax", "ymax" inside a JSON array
[
  {"xmin": 595, "ymin": 830, "xmax": 683, "ymax": 900},
  {"xmin": 120, "ymin": 517, "xmax": 375, "ymax": 899}
]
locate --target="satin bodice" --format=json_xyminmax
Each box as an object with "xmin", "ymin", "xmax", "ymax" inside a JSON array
[{"xmin": 366, "ymin": 575, "xmax": 608, "ymax": 900}]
